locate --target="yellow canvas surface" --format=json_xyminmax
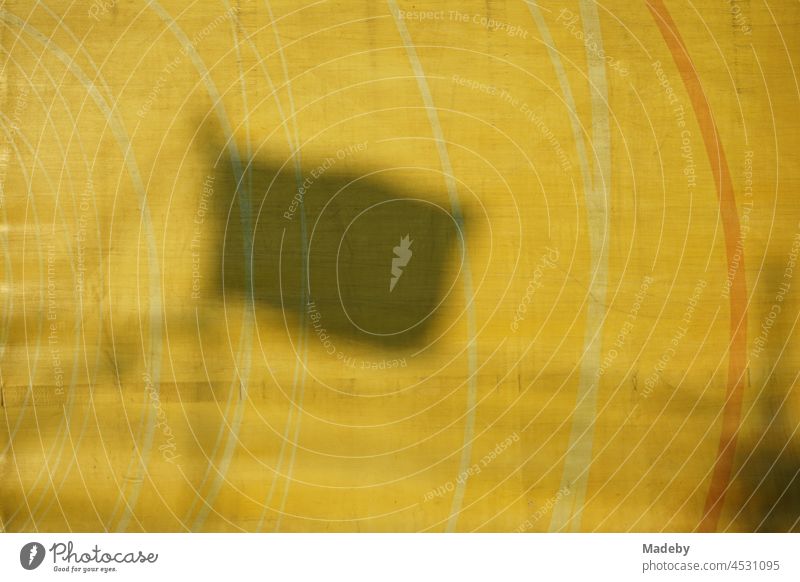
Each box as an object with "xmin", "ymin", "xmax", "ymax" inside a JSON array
[{"xmin": 0, "ymin": 0, "xmax": 798, "ymax": 532}]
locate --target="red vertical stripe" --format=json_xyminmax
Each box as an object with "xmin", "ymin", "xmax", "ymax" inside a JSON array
[{"xmin": 646, "ymin": 0, "xmax": 748, "ymax": 532}]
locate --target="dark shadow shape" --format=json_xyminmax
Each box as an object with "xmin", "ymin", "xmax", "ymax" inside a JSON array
[
  {"xmin": 735, "ymin": 260, "xmax": 800, "ymax": 532},
  {"xmin": 736, "ymin": 444, "xmax": 800, "ymax": 532},
  {"xmin": 202, "ymin": 139, "xmax": 466, "ymax": 349}
]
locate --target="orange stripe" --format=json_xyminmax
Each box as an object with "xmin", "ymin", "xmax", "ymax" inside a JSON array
[{"xmin": 646, "ymin": 0, "xmax": 748, "ymax": 532}]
